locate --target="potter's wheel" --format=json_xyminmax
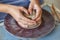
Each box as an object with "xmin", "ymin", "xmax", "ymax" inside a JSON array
[{"xmin": 4, "ymin": 9, "xmax": 55, "ymax": 38}]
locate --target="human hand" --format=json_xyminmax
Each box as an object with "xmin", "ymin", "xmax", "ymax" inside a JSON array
[
  {"xmin": 28, "ymin": 0, "xmax": 42, "ymax": 25},
  {"xmin": 6, "ymin": 5, "xmax": 36, "ymax": 29}
]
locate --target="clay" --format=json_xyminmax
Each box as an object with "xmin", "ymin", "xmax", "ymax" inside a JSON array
[
  {"xmin": 4, "ymin": 9, "xmax": 55, "ymax": 38},
  {"xmin": 23, "ymin": 10, "xmax": 42, "ymax": 29}
]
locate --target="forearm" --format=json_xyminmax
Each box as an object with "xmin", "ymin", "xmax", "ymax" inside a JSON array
[
  {"xmin": 0, "ymin": 4, "xmax": 9, "ymax": 13},
  {"xmin": 30, "ymin": 0, "xmax": 40, "ymax": 5},
  {"xmin": 30, "ymin": 0, "xmax": 39, "ymax": 3}
]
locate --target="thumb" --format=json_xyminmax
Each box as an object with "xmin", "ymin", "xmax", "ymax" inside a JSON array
[{"xmin": 28, "ymin": 3, "xmax": 34, "ymax": 14}]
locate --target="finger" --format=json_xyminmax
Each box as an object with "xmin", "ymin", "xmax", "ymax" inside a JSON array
[
  {"xmin": 20, "ymin": 16, "xmax": 36, "ymax": 23},
  {"xmin": 17, "ymin": 22, "xmax": 28, "ymax": 28},
  {"xmin": 35, "ymin": 15, "xmax": 41, "ymax": 21},
  {"xmin": 17, "ymin": 19, "xmax": 36, "ymax": 28},
  {"xmin": 18, "ymin": 7, "xmax": 29, "ymax": 15},
  {"xmin": 18, "ymin": 21, "xmax": 36, "ymax": 29},
  {"xmin": 19, "ymin": 19, "xmax": 35, "ymax": 25},
  {"xmin": 28, "ymin": 3, "xmax": 34, "ymax": 14},
  {"xmin": 33, "ymin": 8, "xmax": 42, "ymax": 20},
  {"xmin": 36, "ymin": 19, "xmax": 42, "ymax": 26},
  {"xmin": 35, "ymin": 9, "xmax": 42, "ymax": 21}
]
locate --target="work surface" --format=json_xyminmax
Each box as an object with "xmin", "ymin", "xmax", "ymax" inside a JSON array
[{"xmin": 0, "ymin": 6, "xmax": 60, "ymax": 40}]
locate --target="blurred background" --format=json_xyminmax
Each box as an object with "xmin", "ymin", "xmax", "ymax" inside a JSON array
[{"xmin": 44, "ymin": 0, "xmax": 60, "ymax": 10}]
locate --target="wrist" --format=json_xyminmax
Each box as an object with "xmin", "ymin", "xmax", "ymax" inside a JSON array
[{"xmin": 0, "ymin": 4, "xmax": 9, "ymax": 14}]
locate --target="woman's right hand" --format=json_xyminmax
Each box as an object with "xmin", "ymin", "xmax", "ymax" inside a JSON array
[{"xmin": 6, "ymin": 5, "xmax": 36, "ymax": 28}]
